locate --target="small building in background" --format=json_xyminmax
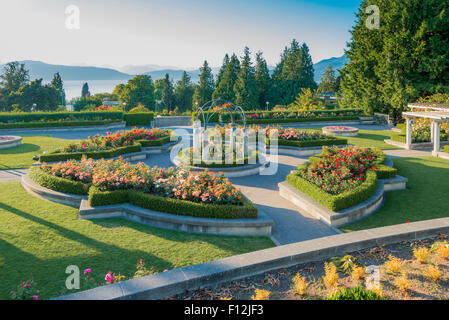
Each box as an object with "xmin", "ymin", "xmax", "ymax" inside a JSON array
[
  {"xmin": 65, "ymin": 104, "xmax": 74, "ymax": 111},
  {"xmin": 102, "ymin": 101, "xmax": 121, "ymax": 106}
]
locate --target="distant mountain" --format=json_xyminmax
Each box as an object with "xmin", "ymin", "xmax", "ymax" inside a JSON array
[
  {"xmin": 313, "ymin": 54, "xmax": 349, "ymax": 83},
  {"xmin": 116, "ymin": 64, "xmax": 184, "ymax": 75},
  {"xmin": 0, "ymin": 60, "xmax": 133, "ymax": 81}
]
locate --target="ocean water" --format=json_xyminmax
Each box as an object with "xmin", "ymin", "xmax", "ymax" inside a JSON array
[{"xmin": 60, "ymin": 80, "xmax": 128, "ymax": 100}]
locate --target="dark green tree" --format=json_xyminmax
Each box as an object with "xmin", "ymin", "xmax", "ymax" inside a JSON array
[
  {"xmin": 234, "ymin": 47, "xmax": 259, "ymax": 110},
  {"xmin": 0, "ymin": 61, "xmax": 29, "ymax": 93},
  {"xmin": 339, "ymin": 0, "xmax": 449, "ymax": 120},
  {"xmin": 192, "ymin": 60, "xmax": 214, "ymax": 109},
  {"xmin": 119, "ymin": 75, "xmax": 155, "ymax": 111},
  {"xmin": 9, "ymin": 79, "xmax": 60, "ymax": 111},
  {"xmin": 81, "ymin": 82, "xmax": 90, "ymax": 97},
  {"xmin": 212, "ymin": 54, "xmax": 240, "ymax": 102},
  {"xmin": 318, "ymin": 64, "xmax": 337, "ymax": 93},
  {"xmin": 161, "ymin": 74, "xmax": 175, "ymax": 112},
  {"xmin": 255, "ymin": 51, "xmax": 272, "ymax": 109},
  {"xmin": 174, "ymin": 71, "xmax": 194, "ymax": 112},
  {"xmin": 215, "ymin": 54, "xmax": 230, "ymax": 87},
  {"xmin": 51, "ymin": 72, "xmax": 66, "ymax": 106}
]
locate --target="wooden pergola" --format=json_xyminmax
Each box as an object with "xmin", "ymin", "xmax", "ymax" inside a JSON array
[{"xmin": 402, "ymin": 103, "xmax": 449, "ymax": 155}]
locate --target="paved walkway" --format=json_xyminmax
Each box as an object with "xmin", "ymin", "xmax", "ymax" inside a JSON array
[{"xmin": 0, "ymin": 168, "xmax": 28, "ymax": 182}]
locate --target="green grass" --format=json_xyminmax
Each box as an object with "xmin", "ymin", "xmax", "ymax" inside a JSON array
[
  {"xmin": 0, "ymin": 136, "xmax": 74, "ymax": 169},
  {"xmin": 341, "ymin": 156, "xmax": 449, "ymax": 232},
  {"xmin": 345, "ymin": 130, "xmax": 401, "ymax": 150},
  {"xmin": 0, "ymin": 182, "xmax": 274, "ymax": 299}
]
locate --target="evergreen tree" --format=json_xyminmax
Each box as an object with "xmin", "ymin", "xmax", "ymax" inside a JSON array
[
  {"xmin": 192, "ymin": 60, "xmax": 214, "ymax": 110},
  {"xmin": 161, "ymin": 73, "xmax": 175, "ymax": 112},
  {"xmin": 339, "ymin": 0, "xmax": 449, "ymax": 120},
  {"xmin": 234, "ymin": 47, "xmax": 259, "ymax": 110},
  {"xmin": 212, "ymin": 54, "xmax": 240, "ymax": 102},
  {"xmin": 254, "ymin": 51, "xmax": 272, "ymax": 109},
  {"xmin": 175, "ymin": 71, "xmax": 194, "ymax": 112},
  {"xmin": 81, "ymin": 82, "xmax": 90, "ymax": 97},
  {"xmin": 119, "ymin": 75, "xmax": 155, "ymax": 110},
  {"xmin": 51, "ymin": 72, "xmax": 66, "ymax": 106},
  {"xmin": 215, "ymin": 54, "xmax": 230, "ymax": 87},
  {"xmin": 270, "ymin": 40, "xmax": 317, "ymax": 105},
  {"xmin": 0, "ymin": 61, "xmax": 29, "ymax": 93},
  {"xmin": 318, "ymin": 64, "xmax": 337, "ymax": 93}
]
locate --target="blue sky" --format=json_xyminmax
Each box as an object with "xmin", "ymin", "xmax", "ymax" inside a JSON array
[{"xmin": 0, "ymin": 0, "xmax": 362, "ymax": 69}]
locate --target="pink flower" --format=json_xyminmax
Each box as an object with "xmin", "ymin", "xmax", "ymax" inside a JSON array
[
  {"xmin": 105, "ymin": 272, "xmax": 114, "ymax": 283},
  {"xmin": 32, "ymin": 295, "xmax": 39, "ymax": 300},
  {"xmin": 163, "ymin": 269, "xmax": 168, "ymax": 272},
  {"xmin": 83, "ymin": 268, "xmax": 92, "ymax": 274},
  {"xmin": 26, "ymin": 284, "xmax": 30, "ymax": 288}
]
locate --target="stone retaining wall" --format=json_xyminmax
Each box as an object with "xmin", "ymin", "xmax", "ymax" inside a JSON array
[{"xmin": 54, "ymin": 217, "xmax": 449, "ymax": 300}]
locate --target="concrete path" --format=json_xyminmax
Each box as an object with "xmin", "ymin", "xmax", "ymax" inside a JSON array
[{"xmin": 0, "ymin": 168, "xmax": 28, "ymax": 182}]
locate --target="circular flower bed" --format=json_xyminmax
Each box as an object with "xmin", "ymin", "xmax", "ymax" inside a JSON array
[
  {"xmin": 322, "ymin": 126, "xmax": 359, "ymax": 137},
  {"xmin": 0, "ymin": 135, "xmax": 22, "ymax": 149}
]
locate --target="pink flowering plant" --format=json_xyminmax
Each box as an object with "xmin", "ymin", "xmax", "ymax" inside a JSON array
[
  {"xmin": 60, "ymin": 127, "xmax": 170, "ymax": 153},
  {"xmin": 297, "ymin": 146, "xmax": 378, "ymax": 195},
  {"xmin": 11, "ymin": 277, "xmax": 39, "ymax": 300},
  {"xmin": 41, "ymin": 157, "xmax": 244, "ymax": 205}
]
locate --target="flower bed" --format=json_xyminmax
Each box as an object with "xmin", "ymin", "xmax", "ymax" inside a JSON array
[
  {"xmin": 39, "ymin": 127, "xmax": 172, "ymax": 162},
  {"xmin": 392, "ymin": 119, "xmax": 449, "ymax": 143},
  {"xmin": 192, "ymin": 109, "xmax": 362, "ymax": 124},
  {"xmin": 286, "ymin": 146, "xmax": 397, "ymax": 211},
  {"xmin": 30, "ymin": 158, "xmax": 257, "ymax": 219},
  {"xmin": 322, "ymin": 126, "xmax": 359, "ymax": 137}
]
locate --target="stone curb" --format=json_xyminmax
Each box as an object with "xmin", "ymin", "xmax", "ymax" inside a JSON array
[
  {"xmin": 0, "ymin": 121, "xmax": 126, "ymax": 133},
  {"xmin": 79, "ymin": 200, "xmax": 274, "ymax": 237},
  {"xmin": 21, "ymin": 173, "xmax": 274, "ymax": 236},
  {"xmin": 54, "ymin": 217, "xmax": 449, "ymax": 300},
  {"xmin": 0, "ymin": 136, "xmax": 22, "ymax": 150},
  {"xmin": 384, "ymin": 139, "xmax": 449, "ymax": 150}
]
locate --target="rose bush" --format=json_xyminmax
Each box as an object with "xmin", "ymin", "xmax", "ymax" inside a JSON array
[{"xmin": 40, "ymin": 157, "xmax": 244, "ymax": 206}]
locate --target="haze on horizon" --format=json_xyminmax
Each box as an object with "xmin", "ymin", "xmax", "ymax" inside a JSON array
[{"xmin": 0, "ymin": 0, "xmax": 361, "ymax": 70}]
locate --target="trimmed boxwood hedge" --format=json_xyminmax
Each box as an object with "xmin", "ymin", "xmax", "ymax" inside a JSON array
[
  {"xmin": 0, "ymin": 111, "xmax": 124, "ymax": 123},
  {"xmin": 88, "ymin": 186, "xmax": 258, "ymax": 219},
  {"xmin": 137, "ymin": 135, "xmax": 172, "ymax": 147},
  {"xmin": 124, "ymin": 112, "xmax": 155, "ymax": 126},
  {"xmin": 29, "ymin": 167, "xmax": 258, "ymax": 219},
  {"xmin": 29, "ymin": 167, "xmax": 89, "ymax": 195},
  {"xmin": 39, "ymin": 143, "xmax": 142, "ymax": 162},
  {"xmin": 274, "ymin": 137, "xmax": 348, "ymax": 148},
  {"xmin": 243, "ymin": 116, "xmax": 359, "ymax": 125},
  {"xmin": 0, "ymin": 120, "xmax": 121, "ymax": 129},
  {"xmin": 287, "ymin": 169, "xmax": 379, "ymax": 212}
]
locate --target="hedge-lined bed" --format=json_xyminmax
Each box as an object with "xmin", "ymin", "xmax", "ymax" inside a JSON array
[
  {"xmin": 178, "ymin": 147, "xmax": 260, "ymax": 168},
  {"xmin": 38, "ymin": 127, "xmax": 172, "ymax": 162},
  {"xmin": 192, "ymin": 109, "xmax": 362, "ymax": 124},
  {"xmin": 0, "ymin": 111, "xmax": 155, "ymax": 128},
  {"xmin": 286, "ymin": 146, "xmax": 397, "ymax": 211},
  {"xmin": 29, "ymin": 158, "xmax": 258, "ymax": 219}
]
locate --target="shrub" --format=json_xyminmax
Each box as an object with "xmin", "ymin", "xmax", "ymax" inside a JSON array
[
  {"xmin": 323, "ymin": 262, "xmax": 339, "ymax": 289},
  {"xmin": 413, "ymin": 247, "xmax": 430, "ymax": 264},
  {"xmin": 250, "ymin": 289, "xmax": 270, "ymax": 300},
  {"xmin": 436, "ymin": 242, "xmax": 449, "ymax": 260},
  {"xmin": 0, "ymin": 111, "xmax": 123, "ymax": 123},
  {"xmin": 393, "ymin": 273, "xmax": 411, "ymax": 293},
  {"xmin": 351, "ymin": 266, "xmax": 366, "ymax": 282},
  {"xmin": 425, "ymin": 265, "xmax": 441, "ymax": 282},
  {"xmin": 292, "ymin": 273, "xmax": 308, "ymax": 296},
  {"xmin": 29, "ymin": 167, "xmax": 89, "ymax": 195},
  {"xmin": 124, "ymin": 112, "xmax": 154, "ymax": 126},
  {"xmin": 11, "ymin": 277, "xmax": 39, "ymax": 300},
  {"xmin": 327, "ymin": 285, "xmax": 383, "ymax": 300},
  {"xmin": 384, "ymin": 255, "xmax": 402, "ymax": 274}
]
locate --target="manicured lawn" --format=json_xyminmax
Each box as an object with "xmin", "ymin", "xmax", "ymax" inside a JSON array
[
  {"xmin": 345, "ymin": 130, "xmax": 401, "ymax": 150},
  {"xmin": 0, "ymin": 136, "xmax": 74, "ymax": 169},
  {"xmin": 341, "ymin": 156, "xmax": 449, "ymax": 232},
  {"xmin": 0, "ymin": 182, "xmax": 274, "ymax": 299}
]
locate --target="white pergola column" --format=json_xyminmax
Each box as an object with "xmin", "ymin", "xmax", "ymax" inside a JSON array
[
  {"xmin": 433, "ymin": 120, "xmax": 441, "ymax": 155},
  {"xmin": 430, "ymin": 121, "xmax": 435, "ymax": 143},
  {"xmin": 405, "ymin": 117, "xmax": 412, "ymax": 149}
]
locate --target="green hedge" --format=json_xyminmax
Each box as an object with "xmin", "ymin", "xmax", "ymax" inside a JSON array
[
  {"xmin": 243, "ymin": 116, "xmax": 359, "ymax": 124},
  {"xmin": 137, "ymin": 135, "xmax": 172, "ymax": 147},
  {"xmin": 88, "ymin": 186, "xmax": 258, "ymax": 219},
  {"xmin": 29, "ymin": 167, "xmax": 89, "ymax": 195},
  {"xmin": 287, "ymin": 169, "xmax": 379, "ymax": 212},
  {"xmin": 0, "ymin": 111, "xmax": 124, "ymax": 123},
  {"xmin": 39, "ymin": 143, "xmax": 142, "ymax": 162},
  {"xmin": 124, "ymin": 112, "xmax": 154, "ymax": 126},
  {"xmin": 444, "ymin": 145, "xmax": 449, "ymax": 153},
  {"xmin": 275, "ymin": 137, "xmax": 348, "ymax": 148},
  {"xmin": 0, "ymin": 120, "xmax": 119, "ymax": 129}
]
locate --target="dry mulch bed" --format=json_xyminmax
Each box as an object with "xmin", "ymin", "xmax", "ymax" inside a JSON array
[{"xmin": 167, "ymin": 234, "xmax": 449, "ymax": 300}]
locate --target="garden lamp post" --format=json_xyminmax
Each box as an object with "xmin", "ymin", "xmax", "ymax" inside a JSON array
[{"xmin": 266, "ymin": 101, "xmax": 269, "ymax": 111}]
